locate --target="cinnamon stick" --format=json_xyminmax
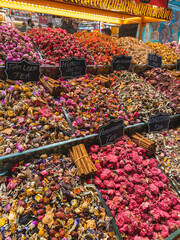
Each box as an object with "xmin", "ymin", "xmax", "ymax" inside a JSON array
[
  {"xmin": 80, "ymin": 144, "xmax": 97, "ymax": 172},
  {"xmin": 76, "ymin": 145, "xmax": 89, "ymax": 175},
  {"xmin": 70, "ymin": 144, "xmax": 97, "ymax": 177},
  {"xmin": 40, "ymin": 76, "xmax": 61, "ymax": 95},
  {"xmin": 131, "ymin": 132, "xmax": 155, "ymax": 156},
  {"xmin": 69, "ymin": 150, "xmax": 82, "ymax": 176},
  {"xmin": 79, "ymin": 144, "xmax": 93, "ymax": 173}
]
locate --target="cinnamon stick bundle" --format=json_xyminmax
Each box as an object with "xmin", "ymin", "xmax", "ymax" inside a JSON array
[
  {"xmin": 168, "ymin": 70, "xmax": 180, "ymax": 78},
  {"xmin": 98, "ymin": 75, "xmax": 112, "ymax": 88},
  {"xmin": 131, "ymin": 132, "xmax": 156, "ymax": 156},
  {"xmin": 40, "ymin": 76, "xmax": 62, "ymax": 95},
  {"xmin": 6, "ymin": 79, "xmax": 16, "ymax": 85},
  {"xmin": 70, "ymin": 144, "xmax": 97, "ymax": 177}
]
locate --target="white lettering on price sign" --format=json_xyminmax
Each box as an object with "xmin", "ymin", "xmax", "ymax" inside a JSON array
[
  {"xmin": 148, "ymin": 113, "xmax": 170, "ymax": 133},
  {"xmin": 5, "ymin": 59, "xmax": 41, "ymax": 82},
  {"xmin": 98, "ymin": 119, "xmax": 124, "ymax": 146}
]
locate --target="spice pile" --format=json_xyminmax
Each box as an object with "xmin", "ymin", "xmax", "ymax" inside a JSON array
[
  {"xmin": 0, "ymin": 26, "xmax": 41, "ymax": 65},
  {"xmin": 142, "ymin": 68, "xmax": 180, "ymax": 113},
  {"xmin": 145, "ymin": 41, "xmax": 179, "ymax": 65},
  {"xmin": 111, "ymin": 71, "xmax": 174, "ymax": 123},
  {"xmin": 0, "ymin": 80, "xmax": 71, "ymax": 155},
  {"xmin": 0, "ymin": 154, "xmax": 117, "ymax": 239},
  {"xmin": 59, "ymin": 75, "xmax": 133, "ymax": 137},
  {"xmin": 91, "ymin": 137, "xmax": 180, "ymax": 239},
  {"xmin": 28, "ymin": 28, "xmax": 94, "ymax": 65},
  {"xmin": 74, "ymin": 31, "xmax": 127, "ymax": 65},
  {"xmin": 144, "ymin": 129, "xmax": 180, "ymax": 194},
  {"xmin": 165, "ymin": 41, "xmax": 180, "ymax": 55},
  {"xmin": 116, "ymin": 37, "xmax": 154, "ymax": 65}
]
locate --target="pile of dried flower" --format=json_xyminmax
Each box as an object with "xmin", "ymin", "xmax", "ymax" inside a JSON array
[
  {"xmin": 91, "ymin": 137, "xmax": 180, "ymax": 239},
  {"xmin": 0, "ymin": 80, "xmax": 71, "ymax": 155},
  {"xmin": 116, "ymin": 37, "xmax": 154, "ymax": 65},
  {"xmin": 59, "ymin": 75, "xmax": 135, "ymax": 137},
  {"xmin": 0, "ymin": 153, "xmax": 117, "ymax": 239},
  {"xmin": 111, "ymin": 71, "xmax": 174, "ymax": 123},
  {"xmin": 144, "ymin": 128, "xmax": 180, "ymax": 194},
  {"xmin": 142, "ymin": 68, "xmax": 180, "ymax": 113}
]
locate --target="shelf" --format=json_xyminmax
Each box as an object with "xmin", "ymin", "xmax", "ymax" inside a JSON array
[{"xmin": 0, "ymin": 0, "xmax": 171, "ymax": 25}]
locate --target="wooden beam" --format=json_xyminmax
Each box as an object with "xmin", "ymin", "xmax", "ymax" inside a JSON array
[
  {"xmin": 0, "ymin": 0, "xmax": 170, "ymax": 25},
  {"xmin": 139, "ymin": 20, "xmax": 146, "ymax": 40}
]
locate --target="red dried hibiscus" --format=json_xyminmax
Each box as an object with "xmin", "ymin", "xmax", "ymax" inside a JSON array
[{"xmin": 90, "ymin": 137, "xmax": 180, "ymax": 239}]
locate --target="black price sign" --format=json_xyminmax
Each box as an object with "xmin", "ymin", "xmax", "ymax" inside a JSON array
[
  {"xmin": 176, "ymin": 59, "xmax": 180, "ymax": 71},
  {"xmin": 98, "ymin": 119, "xmax": 124, "ymax": 146},
  {"xmin": 5, "ymin": 59, "xmax": 41, "ymax": 82},
  {"xmin": 148, "ymin": 53, "xmax": 162, "ymax": 68},
  {"xmin": 148, "ymin": 113, "xmax": 170, "ymax": 133},
  {"xmin": 111, "ymin": 54, "xmax": 132, "ymax": 71},
  {"xmin": 59, "ymin": 57, "xmax": 86, "ymax": 78}
]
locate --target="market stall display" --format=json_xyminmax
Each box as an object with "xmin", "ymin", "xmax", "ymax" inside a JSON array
[
  {"xmin": 91, "ymin": 137, "xmax": 180, "ymax": 239},
  {"xmin": 0, "ymin": 25, "xmax": 41, "ymax": 66},
  {"xmin": 74, "ymin": 31, "xmax": 128, "ymax": 65},
  {"xmin": 59, "ymin": 75, "xmax": 133, "ymax": 137},
  {"xmin": 0, "ymin": 153, "xmax": 117, "ymax": 239},
  {"xmin": 116, "ymin": 37, "xmax": 154, "ymax": 65},
  {"xmin": 142, "ymin": 68, "xmax": 180, "ymax": 113},
  {"xmin": 145, "ymin": 41, "xmax": 179, "ymax": 65},
  {"xmin": 0, "ymin": 1, "xmax": 179, "ymax": 240},
  {"xmin": 144, "ymin": 128, "xmax": 180, "ymax": 194},
  {"xmin": 28, "ymin": 28, "xmax": 94, "ymax": 65},
  {"xmin": 165, "ymin": 42, "xmax": 180, "ymax": 55},
  {"xmin": 0, "ymin": 80, "xmax": 71, "ymax": 156},
  {"xmin": 111, "ymin": 71, "xmax": 174, "ymax": 123}
]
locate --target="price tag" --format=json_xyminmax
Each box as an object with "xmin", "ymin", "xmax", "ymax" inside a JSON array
[
  {"xmin": 5, "ymin": 59, "xmax": 41, "ymax": 82},
  {"xmin": 59, "ymin": 57, "xmax": 86, "ymax": 78},
  {"xmin": 176, "ymin": 59, "xmax": 180, "ymax": 71},
  {"xmin": 148, "ymin": 113, "xmax": 170, "ymax": 133},
  {"xmin": 148, "ymin": 53, "xmax": 162, "ymax": 68},
  {"xmin": 111, "ymin": 54, "xmax": 132, "ymax": 71},
  {"xmin": 98, "ymin": 119, "xmax": 124, "ymax": 146}
]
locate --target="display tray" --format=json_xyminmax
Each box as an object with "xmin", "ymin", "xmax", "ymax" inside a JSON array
[
  {"xmin": 63, "ymin": 105, "xmax": 180, "ymax": 135},
  {"xmin": 0, "ymin": 136, "xmax": 180, "ymax": 240},
  {"xmin": 0, "ymin": 122, "xmax": 146, "ymax": 174},
  {"xmin": 132, "ymin": 63, "xmax": 176, "ymax": 73},
  {"xmin": 41, "ymin": 63, "xmax": 177, "ymax": 77},
  {"xmin": 0, "ymin": 114, "xmax": 179, "ymax": 175},
  {"xmin": 164, "ymin": 228, "xmax": 180, "ymax": 240},
  {"xmin": 0, "ymin": 63, "xmax": 177, "ymax": 80}
]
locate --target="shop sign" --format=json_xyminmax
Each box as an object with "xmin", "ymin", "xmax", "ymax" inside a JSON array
[
  {"xmin": 98, "ymin": 119, "xmax": 124, "ymax": 146},
  {"xmin": 133, "ymin": 0, "xmax": 168, "ymax": 8},
  {"xmin": 5, "ymin": 59, "xmax": 41, "ymax": 82},
  {"xmin": 176, "ymin": 59, "xmax": 180, "ymax": 71},
  {"xmin": 148, "ymin": 113, "xmax": 170, "ymax": 133},
  {"xmin": 111, "ymin": 55, "xmax": 132, "ymax": 71},
  {"xmin": 148, "ymin": 53, "xmax": 162, "ymax": 69},
  {"xmin": 59, "ymin": 57, "xmax": 86, "ymax": 78}
]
